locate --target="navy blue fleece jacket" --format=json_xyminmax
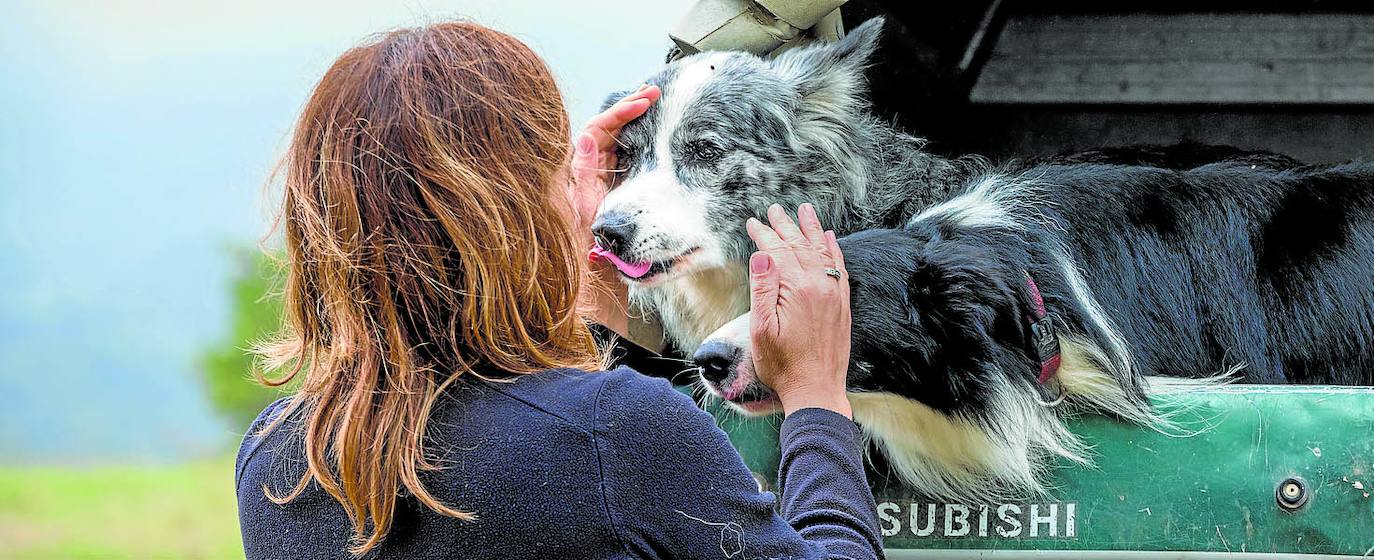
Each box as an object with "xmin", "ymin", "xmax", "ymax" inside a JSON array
[{"xmin": 236, "ymin": 367, "xmax": 883, "ymax": 559}]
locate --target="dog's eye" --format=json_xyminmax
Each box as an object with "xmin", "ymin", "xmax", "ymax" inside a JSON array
[{"xmin": 686, "ymin": 140, "xmax": 724, "ymax": 163}]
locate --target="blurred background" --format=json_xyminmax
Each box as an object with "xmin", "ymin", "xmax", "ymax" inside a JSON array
[
  {"xmin": 6, "ymin": 0, "xmax": 1373, "ymax": 557},
  {"xmin": 0, "ymin": 1, "xmax": 690, "ymax": 557}
]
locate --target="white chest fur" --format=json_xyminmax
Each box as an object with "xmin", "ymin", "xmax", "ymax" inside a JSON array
[{"xmin": 632, "ymin": 265, "xmax": 750, "ymax": 353}]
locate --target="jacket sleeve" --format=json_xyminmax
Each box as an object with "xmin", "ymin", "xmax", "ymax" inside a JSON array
[
  {"xmin": 593, "ymin": 368, "xmax": 883, "ymax": 559},
  {"xmin": 776, "ymin": 407, "xmax": 886, "ymax": 558}
]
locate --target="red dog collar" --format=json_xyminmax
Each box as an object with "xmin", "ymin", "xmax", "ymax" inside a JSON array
[{"xmin": 1024, "ymin": 272, "xmax": 1062, "ymax": 384}]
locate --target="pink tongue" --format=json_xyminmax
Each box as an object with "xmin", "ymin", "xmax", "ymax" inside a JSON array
[{"xmin": 588, "ymin": 246, "xmax": 654, "ymax": 278}]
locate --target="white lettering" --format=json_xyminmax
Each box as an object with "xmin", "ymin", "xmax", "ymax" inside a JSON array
[
  {"xmin": 996, "ymin": 504, "xmax": 1022, "ymax": 537},
  {"xmin": 877, "ymin": 502, "xmax": 901, "ymax": 537},
  {"xmin": 896, "ymin": 501, "xmax": 1077, "ymax": 539},
  {"xmin": 912, "ymin": 503, "xmax": 936, "ymax": 537},
  {"xmin": 1030, "ymin": 504, "xmax": 1057, "ymax": 537},
  {"xmin": 945, "ymin": 504, "xmax": 971, "ymax": 537},
  {"xmin": 1065, "ymin": 502, "xmax": 1076, "ymax": 537}
]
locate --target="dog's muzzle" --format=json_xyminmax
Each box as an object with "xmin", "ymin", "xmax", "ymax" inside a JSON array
[
  {"xmin": 590, "ymin": 212, "xmax": 637, "ymax": 254},
  {"xmin": 693, "ymin": 339, "xmax": 740, "ymax": 386}
]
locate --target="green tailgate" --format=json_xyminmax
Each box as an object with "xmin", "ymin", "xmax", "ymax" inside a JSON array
[{"xmin": 703, "ymin": 385, "xmax": 1374, "ymax": 556}]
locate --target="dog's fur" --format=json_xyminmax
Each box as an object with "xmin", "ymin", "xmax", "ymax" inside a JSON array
[
  {"xmin": 594, "ymin": 19, "xmax": 967, "ymax": 353},
  {"xmin": 600, "ymin": 17, "xmax": 1374, "ymax": 500},
  {"xmin": 700, "ymin": 156, "xmax": 1374, "ymax": 500}
]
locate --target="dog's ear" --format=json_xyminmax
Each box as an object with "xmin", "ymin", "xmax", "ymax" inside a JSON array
[
  {"xmin": 886, "ymin": 236, "xmax": 1026, "ymax": 402},
  {"xmin": 906, "ymin": 238, "xmax": 1025, "ymax": 358},
  {"xmin": 601, "ymin": 89, "xmax": 634, "ymax": 112},
  {"xmin": 907, "ymin": 236, "xmax": 1065, "ymax": 390},
  {"xmin": 770, "ymin": 16, "xmax": 883, "ymax": 109}
]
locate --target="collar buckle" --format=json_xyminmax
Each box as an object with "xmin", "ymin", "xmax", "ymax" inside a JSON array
[{"xmin": 1024, "ymin": 272, "xmax": 1063, "ymax": 385}]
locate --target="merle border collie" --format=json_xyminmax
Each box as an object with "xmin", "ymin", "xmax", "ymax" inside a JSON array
[
  {"xmin": 591, "ymin": 18, "xmax": 966, "ymax": 354},
  {"xmin": 595, "ymin": 17, "xmax": 1374, "ymax": 500}
]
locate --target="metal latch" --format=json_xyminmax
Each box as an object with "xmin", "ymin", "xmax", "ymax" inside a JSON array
[{"xmin": 669, "ymin": 0, "xmax": 849, "ymax": 60}]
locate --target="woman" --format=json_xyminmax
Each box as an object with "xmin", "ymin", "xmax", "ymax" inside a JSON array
[{"xmin": 236, "ymin": 21, "xmax": 880, "ymax": 559}]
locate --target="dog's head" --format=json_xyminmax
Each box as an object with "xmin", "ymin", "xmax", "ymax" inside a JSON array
[
  {"xmin": 590, "ymin": 19, "xmax": 885, "ymax": 286},
  {"xmin": 692, "ymin": 226, "xmax": 1046, "ymax": 416}
]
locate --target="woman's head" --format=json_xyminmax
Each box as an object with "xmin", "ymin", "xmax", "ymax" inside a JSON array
[{"xmin": 258, "ymin": 21, "xmax": 598, "ymax": 554}]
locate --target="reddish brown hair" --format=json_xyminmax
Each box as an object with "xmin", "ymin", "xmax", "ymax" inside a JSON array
[{"xmin": 256, "ymin": 21, "xmax": 600, "ymax": 555}]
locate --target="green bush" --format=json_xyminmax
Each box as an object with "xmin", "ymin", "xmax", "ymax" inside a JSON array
[{"xmin": 200, "ymin": 247, "xmax": 290, "ymax": 428}]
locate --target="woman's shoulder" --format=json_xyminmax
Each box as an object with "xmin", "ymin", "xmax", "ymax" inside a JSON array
[
  {"xmin": 235, "ymin": 396, "xmax": 293, "ymax": 489},
  {"xmin": 247, "ymin": 396, "xmax": 292, "ymax": 432},
  {"xmin": 454, "ymin": 366, "xmax": 680, "ymax": 431},
  {"xmin": 486, "ymin": 365, "xmax": 710, "ymax": 439},
  {"xmin": 591, "ymin": 366, "xmax": 721, "ymax": 441},
  {"xmin": 593, "ymin": 362, "xmax": 692, "ymax": 411}
]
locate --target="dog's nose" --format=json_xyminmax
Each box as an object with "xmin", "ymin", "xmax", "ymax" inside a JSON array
[
  {"xmin": 591, "ymin": 212, "xmax": 637, "ymax": 254},
  {"xmin": 693, "ymin": 340, "xmax": 739, "ymax": 386}
]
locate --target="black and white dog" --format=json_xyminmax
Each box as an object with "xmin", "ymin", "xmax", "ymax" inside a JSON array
[
  {"xmin": 595, "ymin": 17, "xmax": 1374, "ymax": 500},
  {"xmin": 697, "ymin": 158, "xmax": 1374, "ymax": 500},
  {"xmin": 591, "ymin": 18, "xmax": 966, "ymax": 354}
]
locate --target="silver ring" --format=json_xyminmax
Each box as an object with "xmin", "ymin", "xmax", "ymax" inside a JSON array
[{"xmin": 824, "ymin": 268, "xmax": 842, "ymax": 279}]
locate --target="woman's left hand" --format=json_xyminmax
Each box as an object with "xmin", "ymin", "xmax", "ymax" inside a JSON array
[
  {"xmin": 746, "ymin": 204, "xmax": 852, "ymax": 417},
  {"xmin": 569, "ymin": 85, "xmax": 660, "ymax": 335}
]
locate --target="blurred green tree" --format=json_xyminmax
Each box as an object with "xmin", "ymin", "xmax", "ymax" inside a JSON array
[{"xmin": 200, "ymin": 247, "xmax": 292, "ymax": 427}]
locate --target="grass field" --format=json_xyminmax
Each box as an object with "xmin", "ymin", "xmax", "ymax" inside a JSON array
[{"xmin": 0, "ymin": 458, "xmax": 243, "ymax": 560}]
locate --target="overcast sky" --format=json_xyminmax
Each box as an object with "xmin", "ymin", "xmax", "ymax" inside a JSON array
[{"xmin": 0, "ymin": 0, "xmax": 693, "ymax": 462}]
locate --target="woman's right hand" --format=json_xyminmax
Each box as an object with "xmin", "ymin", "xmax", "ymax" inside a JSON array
[
  {"xmin": 746, "ymin": 203, "xmax": 853, "ymax": 418},
  {"xmin": 569, "ymin": 85, "xmax": 660, "ymax": 336}
]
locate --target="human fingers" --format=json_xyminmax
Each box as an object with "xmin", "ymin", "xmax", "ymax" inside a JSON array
[
  {"xmin": 826, "ymin": 230, "xmax": 850, "ymax": 319},
  {"xmin": 796, "ymin": 203, "xmax": 827, "ymax": 249},
  {"xmin": 748, "ymin": 252, "xmax": 780, "ymax": 339},
  {"xmin": 582, "ymin": 85, "xmax": 659, "ymax": 148},
  {"xmin": 766, "ymin": 204, "xmax": 808, "ymax": 247},
  {"xmin": 825, "ymin": 230, "xmax": 847, "ymax": 278},
  {"xmin": 746, "ymin": 217, "xmax": 801, "ymax": 272}
]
